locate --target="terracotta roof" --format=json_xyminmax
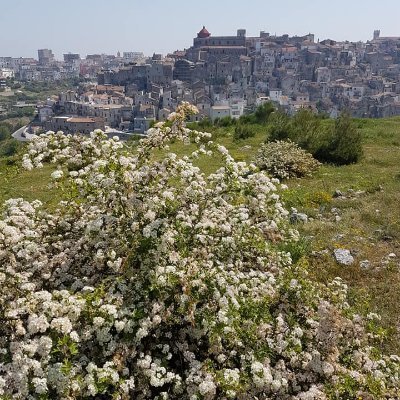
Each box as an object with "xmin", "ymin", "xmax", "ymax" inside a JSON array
[
  {"xmin": 282, "ymin": 46, "xmax": 297, "ymax": 52},
  {"xmin": 197, "ymin": 26, "xmax": 211, "ymax": 38},
  {"xmin": 199, "ymin": 46, "xmax": 246, "ymax": 49},
  {"xmin": 68, "ymin": 117, "xmax": 95, "ymax": 123}
]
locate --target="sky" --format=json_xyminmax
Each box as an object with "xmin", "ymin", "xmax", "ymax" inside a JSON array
[{"xmin": 2, "ymin": 0, "xmax": 400, "ymax": 59}]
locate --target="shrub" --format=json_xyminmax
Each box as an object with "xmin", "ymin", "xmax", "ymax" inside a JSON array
[
  {"xmin": 305, "ymin": 190, "xmax": 332, "ymax": 207},
  {"xmin": 316, "ymin": 112, "xmax": 363, "ymax": 165},
  {"xmin": 214, "ymin": 115, "xmax": 236, "ymax": 127},
  {"xmin": 255, "ymin": 140, "xmax": 321, "ymax": 179},
  {"xmin": 198, "ymin": 117, "xmax": 213, "ymax": 129},
  {"xmin": 237, "ymin": 103, "xmax": 275, "ymax": 125},
  {"xmin": 268, "ymin": 110, "xmax": 362, "ymax": 166},
  {"xmin": 0, "ymin": 103, "xmax": 399, "ymax": 399},
  {"xmin": 290, "ymin": 109, "xmax": 328, "ymax": 154},
  {"xmin": 254, "ymin": 102, "xmax": 275, "ymax": 124},
  {"xmin": 238, "ymin": 113, "xmax": 256, "ymax": 124},
  {"xmin": 267, "ymin": 112, "xmax": 291, "ymax": 141},
  {"xmin": 0, "ymin": 138, "xmax": 21, "ymax": 157},
  {"xmin": 233, "ymin": 123, "xmax": 256, "ymax": 141},
  {"xmin": 0, "ymin": 124, "xmax": 11, "ymax": 141}
]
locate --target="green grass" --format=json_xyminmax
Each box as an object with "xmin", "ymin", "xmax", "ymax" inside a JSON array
[
  {"xmin": 0, "ymin": 117, "xmax": 400, "ymax": 352},
  {"xmin": 279, "ymin": 119, "xmax": 400, "ymax": 353},
  {"xmin": 0, "ymin": 161, "xmax": 58, "ymax": 207}
]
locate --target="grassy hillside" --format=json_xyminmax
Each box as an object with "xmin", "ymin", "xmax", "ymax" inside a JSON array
[{"xmin": 1, "ymin": 117, "xmax": 400, "ymax": 352}]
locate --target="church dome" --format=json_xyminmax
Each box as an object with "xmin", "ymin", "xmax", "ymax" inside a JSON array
[{"xmin": 197, "ymin": 26, "xmax": 211, "ymax": 38}]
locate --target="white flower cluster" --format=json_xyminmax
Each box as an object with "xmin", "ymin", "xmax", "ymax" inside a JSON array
[
  {"xmin": 0, "ymin": 103, "xmax": 399, "ymax": 399},
  {"xmin": 255, "ymin": 140, "xmax": 321, "ymax": 180}
]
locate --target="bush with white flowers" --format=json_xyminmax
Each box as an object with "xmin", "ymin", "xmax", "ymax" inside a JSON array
[
  {"xmin": 256, "ymin": 140, "xmax": 321, "ymax": 180},
  {"xmin": 0, "ymin": 103, "xmax": 399, "ymax": 399}
]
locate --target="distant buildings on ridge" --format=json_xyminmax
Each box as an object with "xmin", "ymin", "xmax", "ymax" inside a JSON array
[{"xmin": 4, "ymin": 26, "xmax": 400, "ymax": 136}]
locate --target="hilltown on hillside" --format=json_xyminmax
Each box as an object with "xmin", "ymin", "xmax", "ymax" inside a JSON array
[{"xmin": 3, "ymin": 27, "xmax": 400, "ymax": 134}]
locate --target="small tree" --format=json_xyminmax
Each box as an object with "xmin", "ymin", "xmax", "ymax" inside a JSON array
[
  {"xmin": 268, "ymin": 112, "xmax": 291, "ymax": 141},
  {"xmin": 331, "ymin": 112, "xmax": 363, "ymax": 164},
  {"xmin": 0, "ymin": 139, "xmax": 21, "ymax": 157},
  {"xmin": 316, "ymin": 112, "xmax": 363, "ymax": 165},
  {"xmin": 233, "ymin": 123, "xmax": 256, "ymax": 141},
  {"xmin": 254, "ymin": 102, "xmax": 275, "ymax": 124},
  {"xmin": 290, "ymin": 109, "xmax": 327, "ymax": 154},
  {"xmin": 0, "ymin": 124, "xmax": 11, "ymax": 142}
]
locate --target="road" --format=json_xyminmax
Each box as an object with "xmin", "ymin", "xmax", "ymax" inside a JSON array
[{"xmin": 12, "ymin": 125, "xmax": 37, "ymax": 142}]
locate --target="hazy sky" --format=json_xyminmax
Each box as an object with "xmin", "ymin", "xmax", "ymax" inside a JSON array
[{"xmin": 2, "ymin": 0, "xmax": 400, "ymax": 59}]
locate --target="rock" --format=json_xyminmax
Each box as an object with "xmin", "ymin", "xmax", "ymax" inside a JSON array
[
  {"xmin": 334, "ymin": 249, "xmax": 354, "ymax": 266},
  {"xmin": 333, "ymin": 190, "xmax": 343, "ymax": 198},
  {"xmin": 335, "ymin": 215, "xmax": 342, "ymax": 222},
  {"xmin": 331, "ymin": 207, "xmax": 340, "ymax": 215},
  {"xmin": 388, "ymin": 253, "xmax": 397, "ymax": 258},
  {"xmin": 290, "ymin": 208, "xmax": 308, "ymax": 224},
  {"xmin": 355, "ymin": 190, "xmax": 366, "ymax": 197},
  {"xmin": 383, "ymin": 235, "xmax": 394, "ymax": 242},
  {"xmin": 360, "ymin": 260, "xmax": 371, "ymax": 269},
  {"xmin": 333, "ymin": 234, "xmax": 345, "ymax": 240},
  {"xmin": 312, "ymin": 249, "xmax": 330, "ymax": 257}
]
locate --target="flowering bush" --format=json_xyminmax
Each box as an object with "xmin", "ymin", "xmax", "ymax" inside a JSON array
[
  {"xmin": 256, "ymin": 140, "xmax": 321, "ymax": 180},
  {"xmin": 0, "ymin": 103, "xmax": 399, "ymax": 399}
]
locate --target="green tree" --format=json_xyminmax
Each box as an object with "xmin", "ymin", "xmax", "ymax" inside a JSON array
[
  {"xmin": 254, "ymin": 102, "xmax": 275, "ymax": 124},
  {"xmin": 0, "ymin": 124, "xmax": 11, "ymax": 141},
  {"xmin": 233, "ymin": 123, "xmax": 256, "ymax": 141},
  {"xmin": 290, "ymin": 109, "xmax": 327, "ymax": 154},
  {"xmin": 0, "ymin": 139, "xmax": 21, "ymax": 157},
  {"xmin": 268, "ymin": 112, "xmax": 291, "ymax": 141},
  {"xmin": 324, "ymin": 112, "xmax": 363, "ymax": 165}
]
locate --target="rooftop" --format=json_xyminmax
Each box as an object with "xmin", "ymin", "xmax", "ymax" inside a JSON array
[
  {"xmin": 197, "ymin": 26, "xmax": 211, "ymax": 39},
  {"xmin": 67, "ymin": 117, "xmax": 96, "ymax": 123}
]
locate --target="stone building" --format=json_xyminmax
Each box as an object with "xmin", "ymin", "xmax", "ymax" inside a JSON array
[{"xmin": 46, "ymin": 116, "xmax": 105, "ymax": 134}]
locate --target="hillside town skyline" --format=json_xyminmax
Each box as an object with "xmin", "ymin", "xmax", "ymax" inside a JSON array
[
  {"xmin": 1, "ymin": 27, "xmax": 398, "ymax": 61},
  {"xmin": 3, "ymin": 0, "xmax": 400, "ymax": 57},
  {"xmin": 4, "ymin": 25, "xmax": 400, "ymax": 137}
]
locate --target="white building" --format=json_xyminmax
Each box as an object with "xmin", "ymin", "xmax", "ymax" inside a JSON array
[
  {"xmin": 0, "ymin": 68, "xmax": 14, "ymax": 78},
  {"xmin": 229, "ymin": 99, "xmax": 246, "ymax": 119},
  {"xmin": 269, "ymin": 90, "xmax": 283, "ymax": 102},
  {"xmin": 255, "ymin": 96, "xmax": 271, "ymax": 106},
  {"xmin": 210, "ymin": 105, "xmax": 231, "ymax": 121}
]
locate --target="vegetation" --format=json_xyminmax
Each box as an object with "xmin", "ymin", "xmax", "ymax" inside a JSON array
[
  {"xmin": 192, "ymin": 104, "xmax": 362, "ymax": 166},
  {"xmin": 255, "ymin": 140, "xmax": 321, "ymax": 179},
  {"xmin": 0, "ymin": 106, "xmax": 35, "ymax": 122},
  {"xmin": 233, "ymin": 123, "xmax": 256, "ymax": 141},
  {"xmin": 0, "ymin": 78, "xmax": 81, "ymax": 121},
  {"xmin": 0, "ymin": 121, "xmax": 23, "ymax": 159},
  {"xmin": 269, "ymin": 109, "xmax": 363, "ymax": 165},
  {"xmin": 253, "ymin": 101, "xmax": 275, "ymax": 124},
  {"xmin": 1, "ymin": 104, "xmax": 399, "ymax": 399},
  {"xmin": 22, "ymin": 78, "xmax": 81, "ymax": 93},
  {"xmin": 317, "ymin": 112, "xmax": 363, "ymax": 165},
  {"xmin": 1, "ymin": 105, "xmax": 400, "ymax": 398}
]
